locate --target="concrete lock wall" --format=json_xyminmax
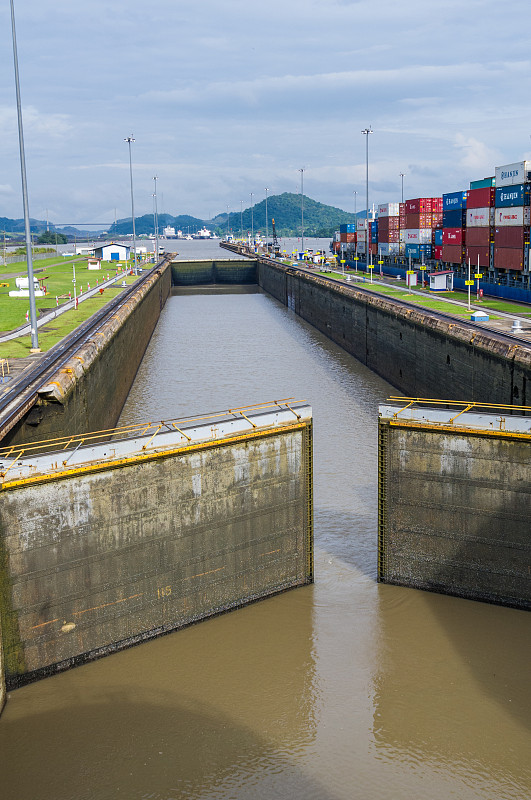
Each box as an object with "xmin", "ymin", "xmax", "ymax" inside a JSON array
[
  {"xmin": 171, "ymin": 259, "xmax": 257, "ymax": 285},
  {"xmin": 257, "ymin": 259, "xmax": 531, "ymax": 407},
  {"xmin": 0, "ymin": 403, "xmax": 313, "ymax": 687},
  {"xmin": 2, "ymin": 262, "xmax": 172, "ymax": 449},
  {"xmin": 378, "ymin": 404, "xmax": 531, "ymax": 609}
]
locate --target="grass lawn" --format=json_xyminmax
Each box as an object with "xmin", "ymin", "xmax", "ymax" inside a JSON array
[
  {"xmin": 0, "ymin": 271, "xmax": 140, "ymax": 359},
  {"xmin": 0, "ymin": 255, "xmax": 86, "ymax": 277},
  {"xmin": 0, "ymin": 258, "xmax": 136, "ymax": 334}
]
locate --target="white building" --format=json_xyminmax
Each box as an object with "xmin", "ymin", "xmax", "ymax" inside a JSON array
[{"xmin": 93, "ymin": 242, "xmax": 131, "ymax": 262}]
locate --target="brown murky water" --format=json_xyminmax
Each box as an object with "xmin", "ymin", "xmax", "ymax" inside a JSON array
[{"xmin": 1, "ymin": 276, "xmax": 530, "ymax": 800}]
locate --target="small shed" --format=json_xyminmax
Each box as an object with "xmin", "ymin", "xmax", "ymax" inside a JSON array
[
  {"xmin": 429, "ymin": 270, "xmax": 454, "ymax": 292},
  {"xmin": 87, "ymin": 257, "xmax": 102, "ymax": 270},
  {"xmin": 93, "ymin": 242, "xmax": 131, "ymax": 262}
]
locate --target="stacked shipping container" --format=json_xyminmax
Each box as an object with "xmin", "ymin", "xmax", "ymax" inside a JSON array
[
  {"xmin": 493, "ymin": 162, "xmax": 531, "ymax": 272},
  {"xmin": 402, "ymin": 197, "xmax": 442, "ymax": 260},
  {"xmin": 442, "ymin": 191, "xmax": 467, "ymax": 265},
  {"xmin": 377, "ymin": 203, "xmax": 400, "ymax": 256},
  {"xmin": 466, "ymin": 184, "xmax": 495, "ymax": 268}
]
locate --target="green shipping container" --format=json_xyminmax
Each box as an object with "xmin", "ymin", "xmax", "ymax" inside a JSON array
[{"xmin": 470, "ymin": 176, "xmax": 496, "ymax": 189}]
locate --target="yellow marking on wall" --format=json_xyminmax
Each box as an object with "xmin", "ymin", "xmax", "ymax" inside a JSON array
[
  {"xmin": 260, "ymin": 549, "xmax": 281, "ymax": 556},
  {"xmin": 72, "ymin": 592, "xmax": 144, "ymax": 617},
  {"xmin": 184, "ymin": 566, "xmax": 226, "ymax": 580},
  {"xmin": 1, "ymin": 421, "xmax": 309, "ymax": 491},
  {"xmin": 31, "ymin": 618, "xmax": 60, "ymax": 630}
]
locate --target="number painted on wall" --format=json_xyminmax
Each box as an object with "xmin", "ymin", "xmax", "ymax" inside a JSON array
[{"xmin": 157, "ymin": 585, "xmax": 172, "ymax": 599}]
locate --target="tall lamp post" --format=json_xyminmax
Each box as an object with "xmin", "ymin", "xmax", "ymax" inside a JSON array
[
  {"xmin": 240, "ymin": 200, "xmax": 243, "ymax": 239},
  {"xmin": 361, "ymin": 128, "xmax": 373, "ymax": 266},
  {"xmin": 153, "ymin": 175, "xmax": 159, "ymax": 262},
  {"xmin": 124, "ymin": 134, "xmax": 137, "ymax": 274},
  {"xmin": 250, "ymin": 192, "xmax": 254, "ymax": 243},
  {"xmin": 226, "ymin": 204, "xmax": 230, "ymax": 239},
  {"xmin": 299, "ymin": 168, "xmax": 305, "ymax": 252},
  {"xmin": 265, "ymin": 187, "xmax": 269, "ymax": 246},
  {"xmin": 399, "ymin": 172, "xmax": 405, "ymax": 203},
  {"xmin": 10, "ymin": 0, "xmax": 39, "ymax": 350}
]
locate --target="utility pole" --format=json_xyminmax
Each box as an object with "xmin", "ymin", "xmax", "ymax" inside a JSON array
[
  {"xmin": 240, "ymin": 200, "xmax": 243, "ymax": 239},
  {"xmin": 10, "ymin": 0, "xmax": 39, "ymax": 350},
  {"xmin": 250, "ymin": 192, "xmax": 254, "ymax": 242},
  {"xmin": 265, "ymin": 188, "xmax": 269, "ymax": 246},
  {"xmin": 153, "ymin": 176, "xmax": 159, "ymax": 262},
  {"xmin": 124, "ymin": 134, "xmax": 137, "ymax": 274},
  {"xmin": 399, "ymin": 172, "xmax": 405, "ymax": 203},
  {"xmin": 299, "ymin": 168, "xmax": 305, "ymax": 252},
  {"xmin": 361, "ymin": 128, "xmax": 373, "ymax": 268}
]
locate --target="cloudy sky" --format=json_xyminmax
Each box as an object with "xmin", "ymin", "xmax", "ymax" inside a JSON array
[{"xmin": 1, "ymin": 0, "xmax": 530, "ymax": 226}]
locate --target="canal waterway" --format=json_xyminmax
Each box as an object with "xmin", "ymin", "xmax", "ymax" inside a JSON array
[{"xmin": 0, "ymin": 241, "xmax": 530, "ymax": 800}]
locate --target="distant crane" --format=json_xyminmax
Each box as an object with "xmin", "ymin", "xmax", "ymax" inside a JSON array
[{"xmin": 271, "ymin": 218, "xmax": 280, "ymax": 256}]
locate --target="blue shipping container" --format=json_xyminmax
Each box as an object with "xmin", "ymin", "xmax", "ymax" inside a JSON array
[
  {"xmin": 443, "ymin": 191, "xmax": 467, "ymax": 211},
  {"xmin": 339, "ymin": 223, "xmax": 356, "ymax": 233},
  {"xmin": 470, "ymin": 177, "xmax": 495, "ymax": 190},
  {"xmin": 442, "ymin": 209, "xmax": 467, "ymax": 227},
  {"xmin": 434, "ymin": 229, "xmax": 443, "ymax": 245},
  {"xmin": 495, "ymin": 184, "xmax": 530, "ymax": 208}
]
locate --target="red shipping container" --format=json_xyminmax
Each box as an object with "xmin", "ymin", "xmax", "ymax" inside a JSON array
[
  {"xmin": 369, "ymin": 243, "xmax": 378, "ymax": 255},
  {"xmin": 378, "ymin": 217, "xmax": 390, "ymax": 230},
  {"xmin": 467, "ymin": 187, "xmax": 495, "ymax": 209},
  {"xmin": 431, "ymin": 211, "xmax": 443, "ymax": 227},
  {"xmin": 442, "ymin": 227, "xmax": 465, "ymax": 245},
  {"xmin": 399, "ymin": 203, "xmax": 405, "ymax": 215},
  {"xmin": 466, "ymin": 227, "xmax": 492, "ymax": 247},
  {"xmin": 419, "ymin": 213, "xmax": 432, "ymax": 229},
  {"xmin": 433, "ymin": 245, "xmax": 443, "ymax": 260},
  {"xmin": 442, "ymin": 245, "xmax": 465, "ymax": 264},
  {"xmin": 388, "ymin": 216, "xmax": 399, "ymax": 229},
  {"xmin": 494, "ymin": 247, "xmax": 524, "ymax": 271},
  {"xmin": 432, "ymin": 197, "xmax": 443, "ymax": 212},
  {"xmin": 466, "ymin": 246, "xmax": 490, "ymax": 268},
  {"xmin": 494, "ymin": 226, "xmax": 528, "ymax": 249},
  {"xmin": 405, "ymin": 213, "xmax": 421, "ymax": 228}
]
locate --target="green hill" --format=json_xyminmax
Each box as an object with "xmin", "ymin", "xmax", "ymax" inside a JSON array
[{"xmin": 213, "ymin": 193, "xmax": 355, "ymax": 238}]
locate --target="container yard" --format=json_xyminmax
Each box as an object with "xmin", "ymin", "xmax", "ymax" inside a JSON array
[{"xmin": 332, "ymin": 159, "xmax": 531, "ymax": 297}]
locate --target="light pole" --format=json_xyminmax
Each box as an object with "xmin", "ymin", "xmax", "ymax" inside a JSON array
[
  {"xmin": 265, "ymin": 187, "xmax": 269, "ymax": 246},
  {"xmin": 124, "ymin": 134, "xmax": 137, "ymax": 274},
  {"xmin": 226, "ymin": 204, "xmax": 230, "ymax": 239},
  {"xmin": 299, "ymin": 168, "xmax": 305, "ymax": 252},
  {"xmin": 10, "ymin": 0, "xmax": 39, "ymax": 350},
  {"xmin": 250, "ymin": 192, "xmax": 254, "ymax": 242},
  {"xmin": 240, "ymin": 200, "xmax": 243, "ymax": 239},
  {"xmin": 361, "ymin": 128, "xmax": 373, "ymax": 266},
  {"xmin": 399, "ymin": 172, "xmax": 405, "ymax": 203},
  {"xmin": 153, "ymin": 175, "xmax": 159, "ymax": 262}
]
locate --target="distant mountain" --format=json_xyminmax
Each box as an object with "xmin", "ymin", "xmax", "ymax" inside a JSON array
[
  {"xmin": 1, "ymin": 193, "xmax": 357, "ymax": 242},
  {"xmin": 213, "ymin": 193, "xmax": 355, "ymax": 238},
  {"xmin": 108, "ymin": 213, "xmax": 204, "ymax": 237}
]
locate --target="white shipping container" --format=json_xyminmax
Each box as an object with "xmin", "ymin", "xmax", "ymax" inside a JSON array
[
  {"xmin": 494, "ymin": 207, "xmax": 531, "ymax": 226},
  {"xmin": 378, "ymin": 242, "xmax": 400, "ymax": 256},
  {"xmin": 404, "ymin": 229, "xmax": 431, "ymax": 244},
  {"xmin": 357, "ymin": 219, "xmax": 367, "ymax": 231},
  {"xmin": 466, "ymin": 207, "xmax": 494, "ymax": 227},
  {"xmin": 495, "ymin": 161, "xmax": 531, "ymax": 187},
  {"xmin": 356, "ymin": 242, "xmax": 366, "ymax": 254},
  {"xmin": 357, "ymin": 230, "xmax": 366, "ymax": 242},
  {"xmin": 334, "ymin": 232, "xmax": 340, "ymax": 242},
  {"xmin": 377, "ymin": 202, "xmax": 400, "ymax": 218}
]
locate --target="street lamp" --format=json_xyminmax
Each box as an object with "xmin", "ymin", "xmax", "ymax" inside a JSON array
[
  {"xmin": 226, "ymin": 204, "xmax": 230, "ymax": 239},
  {"xmin": 399, "ymin": 172, "xmax": 405, "ymax": 203},
  {"xmin": 240, "ymin": 200, "xmax": 243, "ymax": 239},
  {"xmin": 299, "ymin": 168, "xmax": 305, "ymax": 252},
  {"xmin": 250, "ymin": 192, "xmax": 254, "ymax": 242},
  {"xmin": 153, "ymin": 175, "xmax": 159, "ymax": 262},
  {"xmin": 265, "ymin": 187, "xmax": 269, "ymax": 246},
  {"xmin": 361, "ymin": 128, "xmax": 373, "ymax": 267},
  {"xmin": 10, "ymin": 0, "xmax": 39, "ymax": 350},
  {"xmin": 124, "ymin": 134, "xmax": 137, "ymax": 275}
]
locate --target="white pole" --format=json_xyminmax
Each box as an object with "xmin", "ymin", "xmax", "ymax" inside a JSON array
[{"xmin": 467, "ymin": 258, "xmax": 471, "ymax": 311}]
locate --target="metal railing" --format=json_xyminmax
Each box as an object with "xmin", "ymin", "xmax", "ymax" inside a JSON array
[
  {"xmin": 0, "ymin": 398, "xmax": 307, "ymax": 466},
  {"xmin": 383, "ymin": 396, "xmax": 531, "ymax": 418}
]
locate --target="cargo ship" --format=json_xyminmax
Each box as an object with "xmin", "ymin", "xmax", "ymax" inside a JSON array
[{"xmin": 332, "ymin": 160, "xmax": 531, "ymax": 300}]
